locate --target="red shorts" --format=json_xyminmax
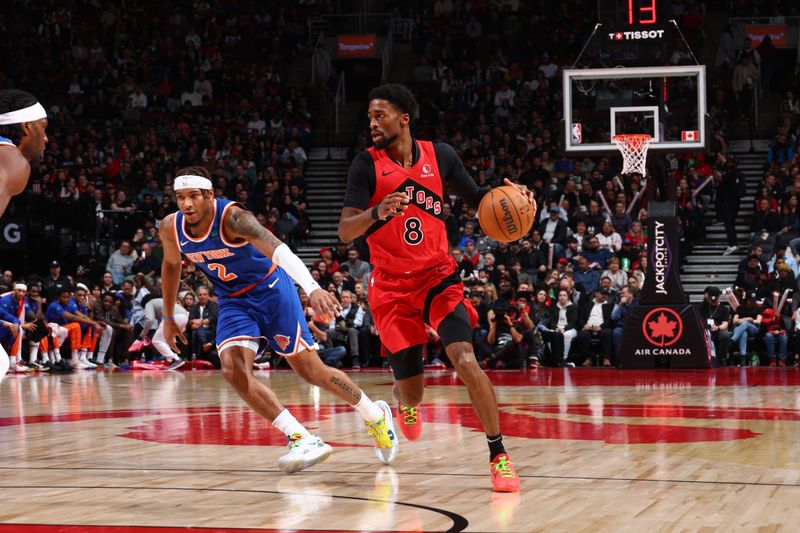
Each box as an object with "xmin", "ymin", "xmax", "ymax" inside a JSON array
[{"xmin": 369, "ymin": 256, "xmax": 478, "ymax": 354}]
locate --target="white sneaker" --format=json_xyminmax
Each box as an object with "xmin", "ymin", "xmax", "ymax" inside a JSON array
[
  {"xmin": 277, "ymin": 434, "xmax": 333, "ymax": 474},
  {"xmin": 14, "ymin": 363, "xmax": 31, "ymax": 373},
  {"xmin": 367, "ymin": 400, "xmax": 398, "ymax": 465},
  {"xmin": 74, "ymin": 360, "xmax": 90, "ymax": 370},
  {"xmin": 723, "ymin": 245, "xmax": 738, "ymax": 256},
  {"xmin": 80, "ymin": 357, "xmax": 97, "ymax": 369}
]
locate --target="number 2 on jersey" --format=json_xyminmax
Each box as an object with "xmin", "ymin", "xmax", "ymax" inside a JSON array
[
  {"xmin": 403, "ymin": 217, "xmax": 423, "ymax": 245},
  {"xmin": 208, "ymin": 263, "xmax": 238, "ymax": 281}
]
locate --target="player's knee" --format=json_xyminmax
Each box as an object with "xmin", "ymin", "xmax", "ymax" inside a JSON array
[
  {"xmin": 448, "ymin": 346, "xmax": 483, "ymax": 380},
  {"xmin": 220, "ymin": 351, "xmax": 248, "ymax": 388}
]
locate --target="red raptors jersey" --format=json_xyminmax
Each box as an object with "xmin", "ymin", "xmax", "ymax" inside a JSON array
[{"xmin": 365, "ymin": 141, "xmax": 449, "ymax": 274}]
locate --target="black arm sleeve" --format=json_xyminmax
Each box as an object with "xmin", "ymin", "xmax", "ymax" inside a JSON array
[
  {"xmin": 342, "ymin": 151, "xmax": 377, "ymax": 210},
  {"xmin": 434, "ymin": 142, "xmax": 489, "ymax": 208}
]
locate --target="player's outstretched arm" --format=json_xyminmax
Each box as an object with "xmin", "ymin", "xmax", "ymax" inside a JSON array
[
  {"xmin": 338, "ymin": 192, "xmax": 410, "ymax": 243},
  {"xmin": 225, "ymin": 206, "xmax": 341, "ymax": 316},
  {"xmin": 159, "ymin": 213, "xmax": 188, "ymax": 352}
]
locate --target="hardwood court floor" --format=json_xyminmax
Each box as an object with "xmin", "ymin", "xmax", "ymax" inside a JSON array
[{"xmin": 2, "ymin": 367, "xmax": 800, "ymax": 532}]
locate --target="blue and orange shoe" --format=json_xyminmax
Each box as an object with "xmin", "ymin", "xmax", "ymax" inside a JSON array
[
  {"xmin": 397, "ymin": 404, "xmax": 423, "ymax": 441},
  {"xmin": 490, "ymin": 454, "xmax": 520, "ymax": 492}
]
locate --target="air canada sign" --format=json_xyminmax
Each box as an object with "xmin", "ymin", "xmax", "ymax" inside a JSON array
[{"xmin": 618, "ymin": 202, "xmax": 711, "ymax": 368}]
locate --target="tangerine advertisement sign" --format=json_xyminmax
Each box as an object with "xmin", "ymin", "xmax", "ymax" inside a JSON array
[
  {"xmin": 745, "ymin": 24, "xmax": 787, "ymax": 48},
  {"xmin": 337, "ymin": 34, "xmax": 377, "ymax": 58}
]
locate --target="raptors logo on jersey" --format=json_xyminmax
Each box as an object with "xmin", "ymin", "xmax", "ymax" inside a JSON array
[{"xmin": 365, "ymin": 140, "xmax": 449, "ymax": 274}]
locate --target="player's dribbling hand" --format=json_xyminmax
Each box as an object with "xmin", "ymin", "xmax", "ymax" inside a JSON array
[
  {"xmin": 164, "ymin": 319, "xmax": 188, "ymax": 353},
  {"xmin": 309, "ymin": 288, "xmax": 342, "ymax": 317},
  {"xmin": 377, "ymin": 192, "xmax": 410, "ymax": 219},
  {"xmin": 503, "ymin": 178, "xmax": 535, "ymax": 207}
]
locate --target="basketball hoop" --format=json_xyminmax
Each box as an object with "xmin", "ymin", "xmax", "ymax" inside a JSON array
[{"xmin": 612, "ymin": 134, "xmax": 651, "ymax": 177}]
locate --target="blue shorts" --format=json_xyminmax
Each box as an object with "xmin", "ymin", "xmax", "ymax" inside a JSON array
[{"xmin": 215, "ymin": 267, "xmax": 318, "ymax": 357}]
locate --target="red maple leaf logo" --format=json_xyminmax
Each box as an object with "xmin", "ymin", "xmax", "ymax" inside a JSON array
[{"xmin": 647, "ymin": 312, "xmax": 678, "ymax": 346}]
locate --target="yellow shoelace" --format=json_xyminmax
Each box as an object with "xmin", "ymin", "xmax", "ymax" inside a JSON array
[
  {"xmin": 367, "ymin": 418, "xmax": 393, "ymax": 448},
  {"xmin": 493, "ymin": 456, "xmax": 515, "ymax": 478},
  {"xmin": 401, "ymin": 406, "xmax": 418, "ymax": 425}
]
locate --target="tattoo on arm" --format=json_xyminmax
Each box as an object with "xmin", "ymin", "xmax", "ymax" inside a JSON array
[
  {"xmin": 330, "ymin": 374, "xmax": 361, "ymax": 404},
  {"xmin": 229, "ymin": 208, "xmax": 282, "ymax": 249}
]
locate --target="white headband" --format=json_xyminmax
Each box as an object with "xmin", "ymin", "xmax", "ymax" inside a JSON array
[
  {"xmin": 14, "ymin": 283, "xmax": 27, "ymax": 291},
  {"xmin": 0, "ymin": 102, "xmax": 47, "ymax": 125},
  {"xmin": 174, "ymin": 174, "xmax": 213, "ymax": 191},
  {"xmin": 76, "ymin": 283, "xmax": 89, "ymax": 292}
]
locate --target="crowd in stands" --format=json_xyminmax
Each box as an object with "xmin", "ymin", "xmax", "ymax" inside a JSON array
[
  {"xmin": 3, "ymin": 0, "xmax": 325, "ymax": 273},
  {"xmin": 3, "ymin": 1, "xmax": 800, "ymax": 372},
  {"xmin": 709, "ymin": 54, "xmax": 800, "ymax": 368}
]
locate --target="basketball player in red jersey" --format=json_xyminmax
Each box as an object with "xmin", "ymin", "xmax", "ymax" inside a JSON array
[
  {"xmin": 338, "ymin": 84, "xmax": 534, "ymax": 492},
  {"xmin": 0, "ymin": 89, "xmax": 49, "ymax": 382}
]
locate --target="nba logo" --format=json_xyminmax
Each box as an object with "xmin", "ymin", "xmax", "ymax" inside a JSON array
[{"xmin": 571, "ymin": 123, "xmax": 582, "ymax": 144}]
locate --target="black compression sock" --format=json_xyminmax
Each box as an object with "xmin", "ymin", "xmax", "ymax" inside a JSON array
[{"xmin": 487, "ymin": 433, "xmax": 506, "ymax": 461}]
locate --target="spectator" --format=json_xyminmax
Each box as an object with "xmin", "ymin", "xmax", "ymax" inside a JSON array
[
  {"xmin": 761, "ymin": 292, "xmax": 791, "ymax": 367},
  {"xmin": 539, "ymin": 289, "xmax": 578, "ymax": 367},
  {"xmin": 42, "ymin": 261, "xmax": 73, "ymax": 304},
  {"xmin": 574, "ymin": 287, "xmax": 614, "ymax": 367},
  {"xmin": 610, "ymin": 202, "xmax": 632, "ymax": 235},
  {"xmin": 697, "ymin": 286, "xmax": 732, "ymax": 366},
  {"xmin": 730, "ymin": 293, "xmax": 763, "ymax": 366},
  {"xmin": 574, "ymin": 257, "xmax": 601, "ymax": 294},
  {"xmin": 188, "ymin": 286, "xmax": 219, "ymax": 365},
  {"xmin": 92, "ymin": 291, "xmax": 133, "ymax": 367},
  {"xmin": 106, "ymin": 240, "xmax": 136, "ymax": 285},
  {"xmin": 482, "ymin": 303, "xmax": 530, "ymax": 370},
  {"xmin": 344, "ymin": 247, "xmax": 370, "ymax": 282},
  {"xmin": 132, "ymin": 242, "xmax": 160, "ymax": 278},
  {"xmin": 329, "ymin": 290, "xmax": 364, "ymax": 368},
  {"xmin": 611, "ymin": 286, "xmax": 638, "ymax": 359},
  {"xmin": 536, "ymin": 206, "xmax": 568, "ymax": 255},
  {"xmin": 100, "ymin": 272, "xmax": 118, "ymax": 293},
  {"xmin": 601, "ymin": 257, "xmax": 628, "ymax": 295}
]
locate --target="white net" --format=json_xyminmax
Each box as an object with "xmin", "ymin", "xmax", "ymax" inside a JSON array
[{"xmin": 612, "ymin": 134, "xmax": 652, "ymax": 177}]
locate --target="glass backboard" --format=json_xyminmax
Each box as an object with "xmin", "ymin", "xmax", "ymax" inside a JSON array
[{"xmin": 563, "ymin": 65, "xmax": 705, "ymax": 153}]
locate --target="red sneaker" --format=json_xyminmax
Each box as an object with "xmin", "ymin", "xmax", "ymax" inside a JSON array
[
  {"xmin": 490, "ymin": 454, "xmax": 520, "ymax": 492},
  {"xmin": 779, "ymin": 360, "xmax": 786, "ymax": 367},
  {"xmin": 770, "ymin": 361, "xmax": 777, "ymax": 367},
  {"xmin": 397, "ymin": 404, "xmax": 423, "ymax": 441}
]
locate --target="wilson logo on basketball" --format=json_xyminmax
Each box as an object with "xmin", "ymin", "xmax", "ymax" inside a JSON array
[
  {"xmin": 642, "ymin": 308, "xmax": 683, "ymax": 347},
  {"xmin": 499, "ymin": 199, "xmax": 518, "ymax": 235},
  {"xmin": 274, "ymin": 335, "xmax": 291, "ymax": 350}
]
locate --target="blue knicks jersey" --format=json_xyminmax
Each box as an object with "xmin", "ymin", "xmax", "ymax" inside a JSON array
[
  {"xmin": 174, "ymin": 198, "xmax": 276, "ymax": 297},
  {"xmin": 0, "ymin": 136, "xmax": 15, "ymax": 147}
]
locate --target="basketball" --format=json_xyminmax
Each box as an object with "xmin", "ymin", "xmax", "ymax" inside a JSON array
[{"xmin": 477, "ymin": 186, "xmax": 535, "ymax": 242}]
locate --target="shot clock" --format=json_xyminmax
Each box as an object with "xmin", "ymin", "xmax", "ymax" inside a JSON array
[{"xmin": 598, "ymin": 0, "xmax": 674, "ymax": 67}]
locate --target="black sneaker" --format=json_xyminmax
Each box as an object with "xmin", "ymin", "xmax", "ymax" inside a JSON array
[{"xmin": 167, "ymin": 359, "xmax": 185, "ymax": 371}]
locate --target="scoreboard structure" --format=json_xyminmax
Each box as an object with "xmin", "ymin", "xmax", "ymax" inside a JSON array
[{"xmin": 598, "ymin": 0, "xmax": 674, "ymax": 67}]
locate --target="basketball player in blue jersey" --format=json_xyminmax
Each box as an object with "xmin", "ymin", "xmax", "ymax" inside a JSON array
[
  {"xmin": 0, "ymin": 89, "xmax": 49, "ymax": 383},
  {"xmin": 160, "ymin": 166, "xmax": 397, "ymax": 474}
]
